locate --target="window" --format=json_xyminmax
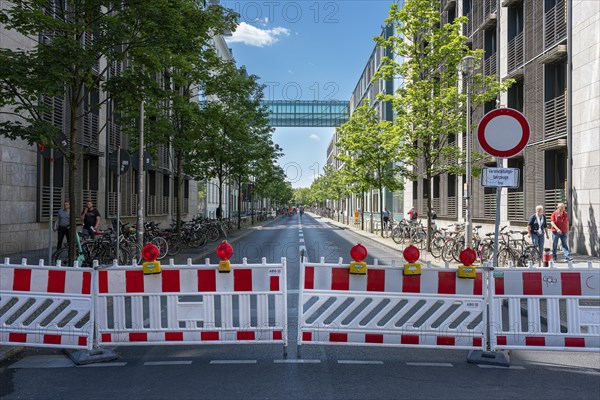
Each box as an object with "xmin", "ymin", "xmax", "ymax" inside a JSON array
[
  {"xmin": 507, "ymin": 158, "xmax": 524, "ymax": 192},
  {"xmin": 544, "ymin": 63, "xmax": 566, "ymax": 101},
  {"xmin": 484, "ymin": 28, "xmax": 497, "ymax": 59},
  {"xmin": 508, "ymin": 3, "xmax": 524, "ymax": 41},
  {"xmin": 508, "ymin": 79, "xmax": 524, "ymax": 111},
  {"xmin": 423, "ymin": 179, "xmax": 429, "ymax": 199},
  {"xmin": 413, "ymin": 181, "xmax": 418, "ymax": 200},
  {"xmin": 447, "ymin": 174, "xmax": 456, "ymax": 197},
  {"xmin": 433, "ymin": 176, "xmax": 440, "ymax": 198},
  {"xmin": 544, "ymin": 150, "xmax": 566, "ymax": 190}
]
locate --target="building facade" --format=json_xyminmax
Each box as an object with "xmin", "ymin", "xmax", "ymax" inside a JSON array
[
  {"xmin": 406, "ymin": 0, "xmax": 599, "ymax": 256},
  {"xmin": 326, "ymin": 24, "xmax": 401, "ymax": 220}
]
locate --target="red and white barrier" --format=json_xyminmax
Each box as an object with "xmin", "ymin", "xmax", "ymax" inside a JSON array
[
  {"xmin": 490, "ymin": 265, "xmax": 600, "ymax": 351},
  {"xmin": 96, "ymin": 258, "xmax": 287, "ymax": 349},
  {"xmin": 0, "ymin": 259, "xmax": 94, "ymax": 350},
  {"xmin": 298, "ymin": 260, "xmax": 485, "ymax": 351}
]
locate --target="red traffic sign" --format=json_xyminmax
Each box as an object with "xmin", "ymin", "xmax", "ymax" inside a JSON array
[
  {"xmin": 350, "ymin": 243, "xmax": 368, "ymax": 263},
  {"xmin": 477, "ymin": 108, "xmax": 530, "ymax": 158}
]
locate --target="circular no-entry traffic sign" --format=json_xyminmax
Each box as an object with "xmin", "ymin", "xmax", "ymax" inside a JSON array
[{"xmin": 477, "ymin": 108, "xmax": 530, "ymax": 158}]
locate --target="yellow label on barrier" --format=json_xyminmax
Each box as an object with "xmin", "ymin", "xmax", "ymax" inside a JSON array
[
  {"xmin": 403, "ymin": 263, "xmax": 421, "ymax": 276},
  {"xmin": 458, "ymin": 265, "xmax": 477, "ymax": 279},
  {"xmin": 143, "ymin": 261, "xmax": 162, "ymax": 275},
  {"xmin": 349, "ymin": 261, "xmax": 367, "ymax": 275},
  {"xmin": 219, "ymin": 260, "xmax": 231, "ymax": 273}
]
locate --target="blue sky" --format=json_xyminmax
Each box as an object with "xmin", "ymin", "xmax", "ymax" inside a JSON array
[{"xmin": 223, "ymin": 1, "xmax": 394, "ymax": 188}]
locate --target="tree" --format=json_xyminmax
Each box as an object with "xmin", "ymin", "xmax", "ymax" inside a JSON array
[
  {"xmin": 336, "ymin": 103, "xmax": 405, "ymax": 236},
  {"xmin": 376, "ymin": 0, "xmax": 513, "ymax": 246},
  {"xmin": 0, "ymin": 0, "xmax": 208, "ymax": 261}
]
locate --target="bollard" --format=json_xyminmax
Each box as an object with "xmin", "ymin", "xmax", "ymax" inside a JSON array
[{"xmin": 542, "ymin": 248, "xmax": 552, "ymax": 267}]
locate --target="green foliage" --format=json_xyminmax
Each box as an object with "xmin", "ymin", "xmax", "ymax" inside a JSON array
[{"xmin": 336, "ymin": 103, "xmax": 405, "ymax": 196}]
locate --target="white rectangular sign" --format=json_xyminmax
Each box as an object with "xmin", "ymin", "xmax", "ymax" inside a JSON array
[{"xmin": 481, "ymin": 168, "xmax": 520, "ymax": 188}]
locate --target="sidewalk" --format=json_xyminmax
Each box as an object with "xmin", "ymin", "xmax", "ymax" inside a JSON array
[{"xmin": 309, "ymin": 212, "xmax": 600, "ymax": 267}]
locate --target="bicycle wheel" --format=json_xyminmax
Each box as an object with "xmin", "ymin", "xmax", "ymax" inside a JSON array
[
  {"xmin": 479, "ymin": 242, "xmax": 494, "ymax": 263},
  {"xmin": 391, "ymin": 227, "xmax": 404, "ymax": 244},
  {"xmin": 441, "ymin": 240, "xmax": 455, "ymax": 262},
  {"xmin": 430, "ymin": 236, "xmax": 446, "ymax": 259},
  {"xmin": 150, "ymin": 237, "xmax": 169, "ymax": 260},
  {"xmin": 52, "ymin": 247, "xmax": 70, "ymax": 266},
  {"xmin": 519, "ymin": 245, "xmax": 540, "ymax": 267},
  {"xmin": 207, "ymin": 226, "xmax": 219, "ymax": 242},
  {"xmin": 167, "ymin": 235, "xmax": 182, "ymax": 256},
  {"xmin": 497, "ymin": 248, "xmax": 516, "ymax": 267}
]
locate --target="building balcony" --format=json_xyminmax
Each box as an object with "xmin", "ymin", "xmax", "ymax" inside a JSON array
[
  {"xmin": 507, "ymin": 191, "xmax": 525, "ymax": 221},
  {"xmin": 545, "ymin": 188, "xmax": 566, "ymax": 212},
  {"xmin": 544, "ymin": 93, "xmax": 567, "ymax": 140},
  {"xmin": 464, "ymin": 11, "xmax": 474, "ymax": 38},
  {"xmin": 40, "ymin": 186, "xmax": 64, "ymax": 221},
  {"xmin": 484, "ymin": 193, "xmax": 496, "ymax": 220},
  {"xmin": 544, "ymin": 0, "xmax": 567, "ymax": 49},
  {"xmin": 484, "ymin": 52, "xmax": 497, "ymax": 76},
  {"xmin": 507, "ymin": 31, "xmax": 524, "ymax": 72},
  {"xmin": 77, "ymin": 113, "xmax": 99, "ymax": 150}
]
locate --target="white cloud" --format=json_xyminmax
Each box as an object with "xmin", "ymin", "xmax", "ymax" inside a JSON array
[
  {"xmin": 227, "ymin": 22, "xmax": 290, "ymax": 47},
  {"xmin": 308, "ymin": 134, "xmax": 320, "ymax": 141}
]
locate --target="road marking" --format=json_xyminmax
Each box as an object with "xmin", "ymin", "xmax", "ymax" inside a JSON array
[
  {"xmin": 144, "ymin": 361, "xmax": 193, "ymax": 366},
  {"xmin": 477, "ymin": 365, "xmax": 525, "ymax": 370},
  {"xmin": 79, "ymin": 362, "xmax": 128, "ymax": 367},
  {"xmin": 210, "ymin": 360, "xmax": 257, "ymax": 364},
  {"xmin": 299, "ymin": 233, "xmax": 304, "ymax": 237},
  {"xmin": 545, "ymin": 367, "xmax": 600, "ymax": 376},
  {"xmin": 274, "ymin": 359, "xmax": 321, "ymax": 364},
  {"xmin": 299, "ymin": 238, "xmax": 305, "ymax": 243},
  {"xmin": 338, "ymin": 360, "xmax": 383, "ymax": 365},
  {"xmin": 406, "ymin": 362, "xmax": 454, "ymax": 367}
]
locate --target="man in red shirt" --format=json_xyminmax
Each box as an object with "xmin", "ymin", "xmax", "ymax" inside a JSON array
[{"xmin": 550, "ymin": 203, "xmax": 572, "ymax": 262}]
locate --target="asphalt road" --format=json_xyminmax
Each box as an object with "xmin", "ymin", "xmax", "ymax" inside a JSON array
[{"xmin": 1, "ymin": 213, "xmax": 599, "ymax": 400}]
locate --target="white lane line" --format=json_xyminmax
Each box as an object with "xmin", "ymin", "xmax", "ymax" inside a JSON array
[
  {"xmin": 338, "ymin": 360, "xmax": 383, "ymax": 365},
  {"xmin": 477, "ymin": 365, "xmax": 526, "ymax": 370},
  {"xmin": 299, "ymin": 238, "xmax": 305, "ymax": 243},
  {"xmin": 210, "ymin": 360, "xmax": 257, "ymax": 364},
  {"xmin": 546, "ymin": 367, "xmax": 600, "ymax": 376},
  {"xmin": 79, "ymin": 362, "xmax": 128, "ymax": 368},
  {"xmin": 144, "ymin": 361, "xmax": 193, "ymax": 366},
  {"xmin": 299, "ymin": 246, "xmax": 306, "ymax": 251},
  {"xmin": 406, "ymin": 362, "xmax": 454, "ymax": 367},
  {"xmin": 299, "ymin": 233, "xmax": 304, "ymax": 237},
  {"xmin": 274, "ymin": 359, "xmax": 321, "ymax": 364}
]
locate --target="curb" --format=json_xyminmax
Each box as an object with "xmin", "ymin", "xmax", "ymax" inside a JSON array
[{"xmin": 0, "ymin": 346, "xmax": 24, "ymax": 363}]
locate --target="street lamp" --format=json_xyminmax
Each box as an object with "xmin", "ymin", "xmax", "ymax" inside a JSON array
[{"xmin": 460, "ymin": 55, "xmax": 476, "ymax": 248}]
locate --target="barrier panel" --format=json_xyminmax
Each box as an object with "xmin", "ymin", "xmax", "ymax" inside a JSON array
[
  {"xmin": 297, "ymin": 259, "xmax": 485, "ymax": 352},
  {"xmin": 96, "ymin": 258, "xmax": 288, "ymax": 352},
  {"xmin": 489, "ymin": 263, "xmax": 600, "ymax": 351},
  {"xmin": 0, "ymin": 259, "xmax": 94, "ymax": 350}
]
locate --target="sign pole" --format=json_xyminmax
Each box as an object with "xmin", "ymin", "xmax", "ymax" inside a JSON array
[
  {"xmin": 48, "ymin": 148, "xmax": 54, "ymax": 264},
  {"xmin": 116, "ymin": 147, "xmax": 121, "ymax": 263},
  {"xmin": 492, "ymin": 158, "xmax": 503, "ymax": 268}
]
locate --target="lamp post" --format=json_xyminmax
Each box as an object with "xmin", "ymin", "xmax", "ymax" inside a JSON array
[{"xmin": 460, "ymin": 55, "xmax": 476, "ymax": 248}]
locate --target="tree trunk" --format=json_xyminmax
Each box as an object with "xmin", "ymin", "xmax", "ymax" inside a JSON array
[
  {"xmin": 237, "ymin": 180, "xmax": 242, "ymax": 229},
  {"xmin": 379, "ymin": 185, "xmax": 384, "ymax": 237},
  {"xmin": 361, "ymin": 191, "xmax": 365, "ymax": 230},
  {"xmin": 426, "ymin": 172, "xmax": 433, "ymax": 251},
  {"xmin": 67, "ymin": 86, "xmax": 80, "ymax": 265},
  {"xmin": 176, "ymin": 151, "xmax": 183, "ymax": 234}
]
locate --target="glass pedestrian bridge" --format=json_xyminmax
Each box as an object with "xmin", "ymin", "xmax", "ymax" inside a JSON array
[{"xmin": 262, "ymin": 100, "xmax": 349, "ymax": 127}]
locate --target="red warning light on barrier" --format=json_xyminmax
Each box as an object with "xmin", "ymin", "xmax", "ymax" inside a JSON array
[
  {"xmin": 459, "ymin": 248, "xmax": 477, "ymax": 266},
  {"xmin": 142, "ymin": 243, "xmax": 161, "ymax": 275},
  {"xmin": 142, "ymin": 243, "xmax": 159, "ymax": 262},
  {"xmin": 458, "ymin": 247, "xmax": 477, "ymax": 279},
  {"xmin": 403, "ymin": 245, "xmax": 420, "ymax": 264},
  {"xmin": 349, "ymin": 243, "xmax": 368, "ymax": 275},
  {"xmin": 402, "ymin": 245, "xmax": 421, "ymax": 276},
  {"xmin": 217, "ymin": 241, "xmax": 233, "ymax": 273},
  {"xmin": 350, "ymin": 243, "xmax": 368, "ymax": 263}
]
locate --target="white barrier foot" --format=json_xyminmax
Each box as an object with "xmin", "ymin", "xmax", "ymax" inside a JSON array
[
  {"xmin": 467, "ymin": 350, "xmax": 510, "ymax": 367},
  {"xmin": 66, "ymin": 348, "xmax": 120, "ymax": 365}
]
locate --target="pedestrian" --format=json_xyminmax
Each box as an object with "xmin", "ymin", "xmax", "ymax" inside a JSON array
[
  {"xmin": 80, "ymin": 200, "xmax": 101, "ymax": 239},
  {"xmin": 527, "ymin": 205, "xmax": 549, "ymax": 261},
  {"xmin": 550, "ymin": 203, "xmax": 573, "ymax": 262},
  {"xmin": 407, "ymin": 206, "xmax": 418, "ymax": 222},
  {"xmin": 382, "ymin": 207, "xmax": 391, "ymax": 228},
  {"xmin": 54, "ymin": 201, "xmax": 71, "ymax": 249}
]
